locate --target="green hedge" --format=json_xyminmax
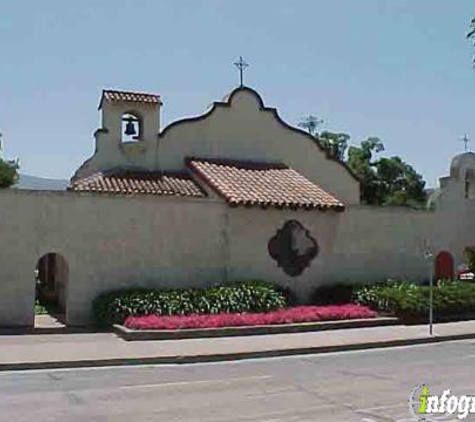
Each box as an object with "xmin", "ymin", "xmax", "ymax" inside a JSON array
[
  {"xmin": 354, "ymin": 280, "xmax": 475, "ymax": 320},
  {"xmin": 93, "ymin": 281, "xmax": 288, "ymax": 326}
]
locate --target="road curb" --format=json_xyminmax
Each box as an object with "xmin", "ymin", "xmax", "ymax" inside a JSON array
[
  {"xmin": 1, "ymin": 331, "xmax": 474, "ymax": 372},
  {"xmin": 113, "ymin": 317, "xmax": 399, "ymax": 341}
]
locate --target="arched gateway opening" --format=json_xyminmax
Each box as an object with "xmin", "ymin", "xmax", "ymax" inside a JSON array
[{"xmin": 35, "ymin": 253, "xmax": 68, "ymax": 326}]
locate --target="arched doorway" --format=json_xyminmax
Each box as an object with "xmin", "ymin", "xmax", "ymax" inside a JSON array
[
  {"xmin": 35, "ymin": 253, "xmax": 68, "ymax": 325},
  {"xmin": 434, "ymin": 251, "xmax": 454, "ymax": 281}
]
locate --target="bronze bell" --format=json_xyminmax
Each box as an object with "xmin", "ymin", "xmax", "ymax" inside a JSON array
[{"xmin": 124, "ymin": 118, "xmax": 137, "ymax": 136}]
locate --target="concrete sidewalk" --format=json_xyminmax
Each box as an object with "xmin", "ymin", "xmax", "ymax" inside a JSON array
[{"xmin": 1, "ymin": 320, "xmax": 475, "ymax": 371}]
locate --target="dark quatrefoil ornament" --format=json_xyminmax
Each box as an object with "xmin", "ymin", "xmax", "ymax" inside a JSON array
[{"xmin": 268, "ymin": 220, "xmax": 319, "ymax": 277}]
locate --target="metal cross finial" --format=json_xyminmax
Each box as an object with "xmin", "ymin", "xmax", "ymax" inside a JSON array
[
  {"xmin": 461, "ymin": 134, "xmax": 470, "ymax": 152},
  {"xmin": 233, "ymin": 56, "xmax": 249, "ymax": 87}
]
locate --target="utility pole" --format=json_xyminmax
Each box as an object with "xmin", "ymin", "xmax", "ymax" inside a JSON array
[{"xmin": 423, "ymin": 242, "xmax": 434, "ymax": 336}]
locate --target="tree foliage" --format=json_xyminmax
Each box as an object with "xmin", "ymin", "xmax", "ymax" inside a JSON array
[
  {"xmin": 297, "ymin": 116, "xmax": 427, "ymax": 206},
  {"xmin": 347, "ymin": 137, "xmax": 384, "ymax": 204},
  {"xmin": 317, "ymin": 131, "xmax": 350, "ymax": 161},
  {"xmin": 298, "ymin": 116, "xmax": 350, "ymax": 160},
  {"xmin": 297, "ymin": 115, "xmax": 323, "ymax": 137},
  {"xmin": 0, "ymin": 159, "xmax": 18, "ymax": 188},
  {"xmin": 347, "ymin": 138, "xmax": 426, "ymax": 206},
  {"xmin": 468, "ymin": 16, "xmax": 475, "ymax": 64}
]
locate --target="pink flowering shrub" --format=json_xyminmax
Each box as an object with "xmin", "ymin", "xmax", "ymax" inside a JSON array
[{"xmin": 124, "ymin": 304, "xmax": 376, "ymax": 330}]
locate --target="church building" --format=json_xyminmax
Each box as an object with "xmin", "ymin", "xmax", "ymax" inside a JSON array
[{"xmin": 0, "ymin": 83, "xmax": 473, "ymax": 327}]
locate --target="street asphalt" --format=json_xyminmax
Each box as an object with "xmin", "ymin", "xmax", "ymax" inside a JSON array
[{"xmin": 1, "ymin": 340, "xmax": 475, "ymax": 422}]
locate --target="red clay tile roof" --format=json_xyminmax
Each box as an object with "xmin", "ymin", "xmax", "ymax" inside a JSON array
[
  {"xmin": 187, "ymin": 158, "xmax": 344, "ymax": 211},
  {"xmin": 100, "ymin": 90, "xmax": 161, "ymax": 106},
  {"xmin": 69, "ymin": 171, "xmax": 205, "ymax": 198}
]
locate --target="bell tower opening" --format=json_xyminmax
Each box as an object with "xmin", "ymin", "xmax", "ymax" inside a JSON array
[
  {"xmin": 121, "ymin": 112, "xmax": 142, "ymax": 142},
  {"xmin": 98, "ymin": 89, "xmax": 162, "ymax": 146}
]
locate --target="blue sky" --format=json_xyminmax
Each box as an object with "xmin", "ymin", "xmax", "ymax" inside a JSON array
[{"xmin": 0, "ymin": 1, "xmax": 474, "ymax": 186}]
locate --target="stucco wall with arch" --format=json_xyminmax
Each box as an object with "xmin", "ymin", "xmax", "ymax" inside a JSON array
[
  {"xmin": 0, "ymin": 189, "xmax": 227, "ymax": 326},
  {"xmin": 0, "ymin": 185, "xmax": 473, "ymax": 327}
]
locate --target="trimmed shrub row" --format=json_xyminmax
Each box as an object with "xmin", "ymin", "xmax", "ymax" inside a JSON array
[
  {"xmin": 93, "ymin": 281, "xmax": 288, "ymax": 326},
  {"xmin": 354, "ymin": 280, "xmax": 475, "ymax": 320},
  {"xmin": 93, "ymin": 278, "xmax": 475, "ymax": 327}
]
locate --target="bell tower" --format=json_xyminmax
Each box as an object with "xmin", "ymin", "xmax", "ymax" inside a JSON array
[
  {"xmin": 72, "ymin": 89, "xmax": 163, "ymax": 180},
  {"xmin": 98, "ymin": 89, "xmax": 162, "ymax": 145}
]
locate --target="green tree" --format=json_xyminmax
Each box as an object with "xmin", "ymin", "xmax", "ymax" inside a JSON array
[
  {"xmin": 464, "ymin": 246, "xmax": 475, "ymax": 271},
  {"xmin": 297, "ymin": 116, "xmax": 350, "ymax": 161},
  {"xmin": 0, "ymin": 159, "xmax": 18, "ymax": 188},
  {"xmin": 318, "ymin": 131, "xmax": 350, "ymax": 161},
  {"xmin": 347, "ymin": 137, "xmax": 384, "ymax": 204},
  {"xmin": 296, "ymin": 117, "xmax": 427, "ymax": 206},
  {"xmin": 375, "ymin": 156, "xmax": 426, "ymax": 206},
  {"xmin": 468, "ymin": 16, "xmax": 475, "ymax": 64},
  {"xmin": 0, "ymin": 132, "xmax": 19, "ymax": 188},
  {"xmin": 347, "ymin": 137, "xmax": 427, "ymax": 206},
  {"xmin": 298, "ymin": 115, "xmax": 323, "ymax": 137}
]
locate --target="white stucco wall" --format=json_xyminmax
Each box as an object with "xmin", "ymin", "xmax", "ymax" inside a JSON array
[
  {"xmin": 6, "ymin": 88, "xmax": 475, "ymax": 328},
  {"xmin": 0, "ymin": 190, "xmax": 227, "ymax": 326},
  {"xmin": 226, "ymin": 206, "xmax": 439, "ymax": 302},
  {"xmin": 1, "ymin": 164, "xmax": 474, "ymax": 327}
]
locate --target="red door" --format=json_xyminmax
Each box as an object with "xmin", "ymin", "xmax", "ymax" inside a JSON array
[{"xmin": 435, "ymin": 251, "xmax": 454, "ymax": 280}]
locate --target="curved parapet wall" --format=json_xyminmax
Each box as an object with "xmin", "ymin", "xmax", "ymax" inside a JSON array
[
  {"xmin": 158, "ymin": 87, "xmax": 360, "ymax": 204},
  {"xmin": 73, "ymin": 86, "xmax": 360, "ymax": 204}
]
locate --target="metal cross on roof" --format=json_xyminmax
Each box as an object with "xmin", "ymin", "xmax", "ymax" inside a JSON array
[
  {"xmin": 233, "ymin": 56, "xmax": 249, "ymax": 87},
  {"xmin": 461, "ymin": 134, "xmax": 471, "ymax": 152}
]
